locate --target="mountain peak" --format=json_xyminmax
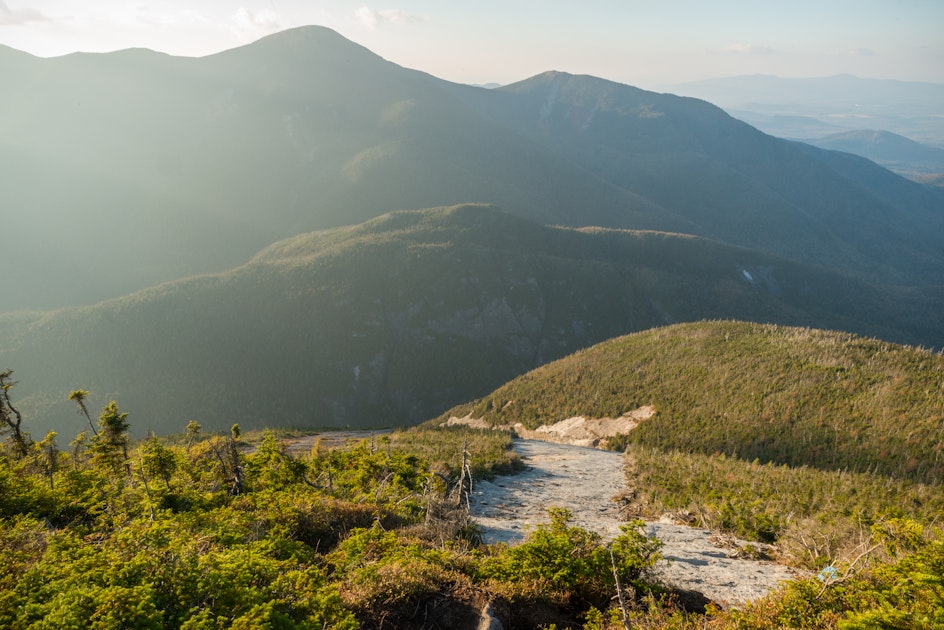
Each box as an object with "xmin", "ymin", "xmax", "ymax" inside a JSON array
[
  {"xmin": 502, "ymin": 69, "xmax": 647, "ymax": 99},
  {"xmin": 219, "ymin": 25, "xmax": 381, "ymax": 63},
  {"xmin": 251, "ymin": 24, "xmax": 353, "ymax": 47}
]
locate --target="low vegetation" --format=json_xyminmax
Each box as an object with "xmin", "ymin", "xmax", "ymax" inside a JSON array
[
  {"xmin": 623, "ymin": 444, "xmax": 944, "ymax": 567},
  {"xmin": 385, "ymin": 425, "xmax": 525, "ymax": 479},
  {"xmin": 3, "ymin": 418, "xmax": 939, "ymax": 628},
  {"xmin": 4, "ymin": 313, "xmax": 943, "ymax": 628},
  {"xmin": 0, "ymin": 381, "xmax": 672, "ymax": 629}
]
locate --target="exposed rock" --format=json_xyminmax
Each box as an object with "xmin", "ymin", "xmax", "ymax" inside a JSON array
[
  {"xmin": 443, "ymin": 414, "xmax": 493, "ymax": 431},
  {"xmin": 443, "ymin": 405, "xmax": 656, "ymax": 447},
  {"xmin": 476, "ymin": 602, "xmax": 504, "ymax": 630}
]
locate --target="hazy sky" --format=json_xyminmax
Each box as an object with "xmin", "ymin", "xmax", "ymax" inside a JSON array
[{"xmin": 2, "ymin": 1, "xmax": 943, "ymax": 88}]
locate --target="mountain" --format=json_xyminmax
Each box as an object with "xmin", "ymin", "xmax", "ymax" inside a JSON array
[
  {"xmin": 4, "ymin": 205, "xmax": 939, "ymax": 437},
  {"xmin": 805, "ymin": 129, "xmax": 944, "ymax": 179},
  {"xmin": 443, "ymin": 71, "xmax": 944, "ymax": 287},
  {"xmin": 3, "ymin": 28, "xmax": 943, "ymax": 315},
  {"xmin": 666, "ymin": 74, "xmax": 944, "ymax": 146},
  {"xmin": 0, "ymin": 27, "xmax": 658, "ymax": 310},
  {"xmin": 435, "ymin": 320, "xmax": 944, "ymax": 485}
]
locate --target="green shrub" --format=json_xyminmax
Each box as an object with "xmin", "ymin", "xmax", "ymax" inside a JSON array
[{"xmin": 479, "ymin": 508, "xmax": 662, "ymax": 605}]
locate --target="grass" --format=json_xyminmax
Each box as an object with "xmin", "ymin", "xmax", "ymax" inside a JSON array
[
  {"xmin": 438, "ymin": 320, "xmax": 944, "ymax": 485},
  {"xmin": 623, "ymin": 444, "xmax": 944, "ymax": 567}
]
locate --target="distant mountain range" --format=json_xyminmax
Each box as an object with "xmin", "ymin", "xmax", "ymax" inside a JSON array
[
  {"xmin": 805, "ymin": 129, "xmax": 944, "ymax": 181},
  {"xmin": 667, "ymin": 74, "xmax": 944, "ymax": 146},
  {"xmin": 3, "ymin": 205, "xmax": 940, "ymax": 436},
  {"xmin": 666, "ymin": 74, "xmax": 944, "ymax": 186},
  {"xmin": 3, "ymin": 27, "xmax": 944, "ymax": 435},
  {"xmin": 3, "ymin": 28, "xmax": 942, "ymax": 310}
]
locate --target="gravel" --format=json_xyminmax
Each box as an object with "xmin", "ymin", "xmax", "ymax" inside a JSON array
[{"xmin": 470, "ymin": 439, "xmax": 803, "ymax": 608}]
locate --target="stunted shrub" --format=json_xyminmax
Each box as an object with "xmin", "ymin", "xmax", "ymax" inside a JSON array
[{"xmin": 479, "ymin": 508, "xmax": 662, "ymax": 605}]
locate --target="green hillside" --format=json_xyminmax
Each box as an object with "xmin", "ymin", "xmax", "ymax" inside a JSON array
[
  {"xmin": 6, "ymin": 206, "xmax": 938, "ymax": 438},
  {"xmin": 438, "ymin": 320, "xmax": 944, "ymax": 484}
]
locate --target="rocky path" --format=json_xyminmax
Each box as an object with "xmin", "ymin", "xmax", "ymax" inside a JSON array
[{"xmin": 470, "ymin": 439, "xmax": 803, "ymax": 608}]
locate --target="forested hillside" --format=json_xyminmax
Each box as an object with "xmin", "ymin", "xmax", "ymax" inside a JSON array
[
  {"xmin": 444, "ymin": 70, "xmax": 944, "ymax": 285},
  {"xmin": 4, "ymin": 207, "xmax": 941, "ymax": 437}
]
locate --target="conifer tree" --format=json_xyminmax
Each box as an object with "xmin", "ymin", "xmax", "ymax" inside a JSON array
[
  {"xmin": 90, "ymin": 401, "xmax": 130, "ymax": 477},
  {"xmin": 36, "ymin": 430, "xmax": 58, "ymax": 489},
  {"xmin": 141, "ymin": 434, "xmax": 176, "ymax": 490}
]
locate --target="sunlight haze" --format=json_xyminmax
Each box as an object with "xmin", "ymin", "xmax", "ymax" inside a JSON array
[{"xmin": 2, "ymin": 0, "xmax": 942, "ymax": 88}]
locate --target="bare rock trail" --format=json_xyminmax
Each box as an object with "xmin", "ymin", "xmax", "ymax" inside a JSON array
[{"xmin": 470, "ymin": 439, "xmax": 802, "ymax": 608}]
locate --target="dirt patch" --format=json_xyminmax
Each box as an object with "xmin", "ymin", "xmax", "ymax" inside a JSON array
[
  {"xmin": 444, "ymin": 405, "xmax": 655, "ymax": 448},
  {"xmin": 470, "ymin": 439, "xmax": 803, "ymax": 609}
]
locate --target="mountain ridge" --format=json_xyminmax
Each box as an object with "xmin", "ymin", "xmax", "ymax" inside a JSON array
[
  {"xmin": 2, "ymin": 28, "xmax": 667, "ymax": 309},
  {"xmin": 444, "ymin": 69, "xmax": 944, "ymax": 284},
  {"xmin": 3, "ymin": 25, "xmax": 942, "ymax": 313},
  {"xmin": 806, "ymin": 129, "xmax": 944, "ymax": 179},
  {"xmin": 6, "ymin": 204, "xmax": 940, "ymax": 437}
]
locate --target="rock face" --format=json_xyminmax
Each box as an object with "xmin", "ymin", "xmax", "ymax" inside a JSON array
[{"xmin": 469, "ymin": 439, "xmax": 803, "ymax": 609}]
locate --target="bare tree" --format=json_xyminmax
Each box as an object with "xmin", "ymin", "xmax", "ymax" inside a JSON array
[
  {"xmin": 38, "ymin": 430, "xmax": 58, "ymax": 489},
  {"xmin": 0, "ymin": 369, "xmax": 31, "ymax": 457},
  {"xmin": 68, "ymin": 389, "xmax": 99, "ymax": 436}
]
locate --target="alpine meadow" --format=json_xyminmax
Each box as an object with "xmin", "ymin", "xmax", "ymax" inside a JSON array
[{"xmin": 2, "ymin": 20, "xmax": 943, "ymax": 630}]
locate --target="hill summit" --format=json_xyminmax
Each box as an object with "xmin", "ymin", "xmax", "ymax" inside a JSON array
[{"xmin": 437, "ymin": 320, "xmax": 944, "ymax": 485}]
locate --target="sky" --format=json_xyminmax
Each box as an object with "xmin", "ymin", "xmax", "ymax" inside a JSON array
[{"xmin": 1, "ymin": 1, "xmax": 943, "ymax": 89}]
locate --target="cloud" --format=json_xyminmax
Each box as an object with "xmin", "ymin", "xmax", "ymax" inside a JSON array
[
  {"xmin": 0, "ymin": 0, "xmax": 49, "ymax": 25},
  {"xmin": 231, "ymin": 7, "xmax": 282, "ymax": 33},
  {"xmin": 135, "ymin": 7, "xmax": 210, "ymax": 28},
  {"xmin": 354, "ymin": 6, "xmax": 424, "ymax": 30},
  {"xmin": 180, "ymin": 10, "xmax": 210, "ymax": 26},
  {"xmin": 847, "ymin": 47, "xmax": 875, "ymax": 57},
  {"xmin": 726, "ymin": 43, "xmax": 777, "ymax": 55}
]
